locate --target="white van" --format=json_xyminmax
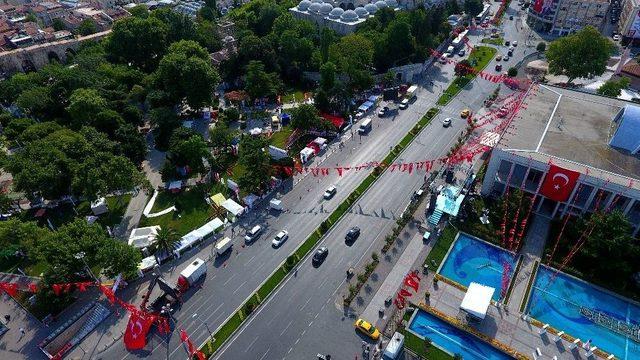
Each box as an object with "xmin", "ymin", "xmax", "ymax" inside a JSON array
[
  {"xmin": 244, "ymin": 225, "xmax": 263, "ymax": 243},
  {"xmin": 383, "ymin": 332, "xmax": 405, "ymax": 359},
  {"xmin": 399, "ymin": 98, "xmax": 410, "ymax": 110},
  {"xmin": 215, "ymin": 237, "xmax": 233, "ymax": 255},
  {"xmin": 358, "ymin": 118, "xmax": 372, "ymax": 134}
]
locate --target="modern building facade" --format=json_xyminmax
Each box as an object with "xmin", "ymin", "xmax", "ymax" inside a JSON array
[
  {"xmin": 526, "ymin": 0, "xmax": 609, "ymax": 35},
  {"xmin": 618, "ymin": 0, "xmax": 640, "ymax": 38},
  {"xmin": 481, "ymin": 85, "xmax": 640, "ymax": 237}
]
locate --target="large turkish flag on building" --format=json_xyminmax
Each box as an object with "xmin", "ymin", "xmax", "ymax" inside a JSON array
[
  {"xmin": 540, "ymin": 164, "xmax": 580, "ymax": 202},
  {"xmin": 124, "ymin": 312, "xmax": 154, "ymax": 350}
]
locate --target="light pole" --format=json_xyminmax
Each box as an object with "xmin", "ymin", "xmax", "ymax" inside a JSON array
[
  {"xmin": 75, "ymin": 252, "xmax": 99, "ymax": 283},
  {"xmin": 192, "ymin": 313, "xmax": 214, "ymax": 351}
]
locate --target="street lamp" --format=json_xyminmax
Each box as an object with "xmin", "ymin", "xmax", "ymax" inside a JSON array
[
  {"xmin": 75, "ymin": 252, "xmax": 99, "ymax": 283},
  {"xmin": 192, "ymin": 313, "xmax": 214, "ymax": 351}
]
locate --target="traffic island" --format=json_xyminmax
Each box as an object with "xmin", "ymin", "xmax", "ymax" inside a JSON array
[{"xmin": 199, "ymin": 108, "xmax": 440, "ymax": 357}]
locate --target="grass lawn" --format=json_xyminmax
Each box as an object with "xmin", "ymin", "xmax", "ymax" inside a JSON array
[
  {"xmin": 281, "ymin": 90, "xmax": 305, "ymax": 104},
  {"xmin": 437, "ymin": 46, "xmax": 497, "ymax": 106},
  {"xmin": 269, "ymin": 125, "xmax": 293, "ymax": 149},
  {"xmin": 424, "ymin": 225, "xmax": 457, "ymax": 271},
  {"xmin": 481, "ymin": 37, "xmax": 504, "ymax": 45},
  {"xmin": 402, "ymin": 329, "xmax": 454, "ymax": 360},
  {"xmin": 139, "ymin": 187, "xmax": 213, "ymax": 236}
]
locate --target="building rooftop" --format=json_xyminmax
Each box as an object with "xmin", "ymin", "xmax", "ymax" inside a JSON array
[{"xmin": 498, "ymin": 84, "xmax": 640, "ymax": 187}]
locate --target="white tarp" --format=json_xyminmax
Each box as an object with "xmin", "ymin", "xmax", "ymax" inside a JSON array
[
  {"xmin": 174, "ymin": 218, "xmax": 224, "ymax": 256},
  {"xmin": 128, "ymin": 226, "xmax": 160, "ymax": 249},
  {"xmin": 221, "ymin": 198, "xmax": 244, "ymax": 216},
  {"xmin": 460, "ymin": 282, "xmax": 495, "ymax": 320},
  {"xmin": 138, "ymin": 256, "xmax": 158, "ymax": 273}
]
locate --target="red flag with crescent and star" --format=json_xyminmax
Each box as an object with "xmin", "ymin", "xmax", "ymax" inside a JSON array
[
  {"xmin": 124, "ymin": 312, "xmax": 154, "ymax": 350},
  {"xmin": 540, "ymin": 164, "xmax": 580, "ymax": 202}
]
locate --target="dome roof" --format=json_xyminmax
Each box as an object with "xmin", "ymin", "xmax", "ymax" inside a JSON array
[
  {"xmin": 384, "ymin": 0, "xmax": 398, "ymax": 7},
  {"xmin": 310, "ymin": 0, "xmax": 322, "ymax": 3},
  {"xmin": 354, "ymin": 6, "xmax": 369, "ymax": 18},
  {"xmin": 309, "ymin": 2, "xmax": 322, "ymax": 13},
  {"xmin": 341, "ymin": 9, "xmax": 358, "ymax": 22},
  {"xmin": 328, "ymin": 7, "xmax": 344, "ymax": 18},
  {"xmin": 375, "ymin": 0, "xmax": 388, "ymax": 9},
  {"xmin": 319, "ymin": 2, "xmax": 333, "ymax": 14},
  {"xmin": 364, "ymin": 3, "xmax": 378, "ymax": 13},
  {"xmin": 298, "ymin": 0, "xmax": 311, "ymax": 10}
]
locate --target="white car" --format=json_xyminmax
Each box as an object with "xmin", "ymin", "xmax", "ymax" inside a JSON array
[
  {"xmin": 272, "ymin": 230, "xmax": 289, "ymax": 247},
  {"xmin": 323, "ymin": 185, "xmax": 337, "ymax": 200},
  {"xmin": 512, "ymin": 41, "xmax": 518, "ymax": 47},
  {"xmin": 613, "ymin": 34, "xmax": 621, "ymax": 41},
  {"xmin": 244, "ymin": 225, "xmax": 263, "ymax": 243},
  {"xmin": 442, "ymin": 118, "xmax": 452, "ymax": 127}
]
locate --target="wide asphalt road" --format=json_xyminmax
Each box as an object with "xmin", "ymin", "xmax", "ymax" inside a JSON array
[
  {"xmin": 214, "ymin": 12, "xmax": 534, "ymax": 358},
  {"xmin": 105, "ymin": 60, "xmax": 445, "ymax": 360}
]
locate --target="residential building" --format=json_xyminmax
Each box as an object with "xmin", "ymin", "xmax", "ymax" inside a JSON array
[
  {"xmin": 526, "ymin": 0, "xmax": 609, "ymax": 35},
  {"xmin": 618, "ymin": 0, "xmax": 640, "ymax": 38},
  {"xmin": 481, "ymin": 85, "xmax": 640, "ymax": 237}
]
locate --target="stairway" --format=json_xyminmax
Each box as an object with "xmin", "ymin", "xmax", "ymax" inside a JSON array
[
  {"xmin": 428, "ymin": 208, "xmax": 444, "ymax": 225},
  {"xmin": 70, "ymin": 303, "xmax": 111, "ymax": 346}
]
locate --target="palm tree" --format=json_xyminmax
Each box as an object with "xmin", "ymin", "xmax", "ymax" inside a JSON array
[{"xmin": 152, "ymin": 227, "xmax": 180, "ymax": 264}]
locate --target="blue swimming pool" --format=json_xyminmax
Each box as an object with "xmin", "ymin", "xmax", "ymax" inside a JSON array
[
  {"xmin": 527, "ymin": 266, "xmax": 640, "ymax": 359},
  {"xmin": 409, "ymin": 309, "xmax": 513, "ymax": 360},
  {"xmin": 439, "ymin": 233, "xmax": 517, "ymax": 301}
]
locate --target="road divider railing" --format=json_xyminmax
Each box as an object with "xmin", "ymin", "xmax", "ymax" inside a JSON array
[{"xmin": 200, "ymin": 107, "xmax": 440, "ymax": 358}]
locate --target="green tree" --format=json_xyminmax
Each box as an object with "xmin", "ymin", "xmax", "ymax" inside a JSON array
[
  {"xmin": 536, "ymin": 41, "xmax": 546, "ymax": 53},
  {"xmin": 15, "ymin": 86, "xmax": 54, "ymax": 119},
  {"xmin": 329, "ymin": 34, "xmax": 374, "ymax": 91},
  {"xmin": 52, "ymin": 18, "xmax": 66, "ymax": 32},
  {"xmin": 151, "ymin": 226, "xmax": 180, "ymax": 263},
  {"xmin": 78, "ymin": 19, "xmax": 97, "ymax": 36},
  {"xmin": 151, "ymin": 8, "xmax": 197, "ymax": 44},
  {"xmin": 153, "ymin": 40, "xmax": 220, "ymax": 109},
  {"xmin": 545, "ymin": 26, "xmax": 615, "ymax": 83},
  {"xmin": 464, "ymin": 0, "xmax": 484, "ymax": 17},
  {"xmin": 3, "ymin": 118, "xmax": 35, "ymax": 141},
  {"xmin": 72, "ymin": 152, "xmax": 145, "ymax": 200},
  {"xmin": 196, "ymin": 19, "xmax": 222, "ymax": 52},
  {"xmin": 0, "ymin": 192, "xmax": 12, "ymax": 214},
  {"xmin": 209, "ymin": 121, "xmax": 234, "ymax": 151},
  {"xmin": 244, "ymin": 60, "xmax": 281, "ymax": 100},
  {"xmin": 150, "ymin": 107, "xmax": 180, "ymax": 150},
  {"xmin": 18, "ymin": 122, "xmax": 63, "ymax": 143},
  {"xmin": 454, "ymin": 59, "xmax": 472, "ymax": 77},
  {"xmin": 507, "ymin": 67, "xmax": 518, "ymax": 77},
  {"xmin": 290, "ymin": 104, "xmax": 332, "ymax": 131},
  {"xmin": 237, "ymin": 135, "xmax": 271, "ymax": 193},
  {"xmin": 66, "ymin": 88, "xmax": 108, "ymax": 129},
  {"xmin": 105, "ymin": 16, "xmax": 169, "ymax": 71},
  {"xmin": 114, "ymin": 124, "xmax": 147, "ymax": 164},
  {"xmin": 129, "ymin": 5, "xmax": 149, "ymax": 18},
  {"xmin": 597, "ymin": 78, "xmax": 630, "ymax": 97},
  {"xmin": 168, "ymin": 134, "xmax": 211, "ymax": 175},
  {"xmin": 320, "ymin": 61, "xmax": 337, "ymax": 91}
]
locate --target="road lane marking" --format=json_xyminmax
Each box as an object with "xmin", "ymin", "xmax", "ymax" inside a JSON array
[
  {"xmin": 259, "ymin": 348, "xmax": 270, "ymax": 360},
  {"xmin": 295, "ymin": 338, "xmax": 300, "ymax": 345},
  {"xmin": 287, "ymin": 347, "xmax": 293, "ymax": 354},
  {"xmin": 245, "ymin": 255, "xmax": 256, "ymax": 265},
  {"xmin": 233, "ymin": 281, "xmax": 247, "ymax": 295},
  {"xmin": 299, "ymin": 296, "xmax": 312, "ymax": 311},
  {"xmin": 308, "ymin": 321, "xmax": 313, "ymax": 327},
  {"xmin": 280, "ymin": 320, "xmax": 293, "ymax": 336},
  {"xmin": 222, "ymin": 273, "xmax": 236, "ymax": 286},
  {"xmin": 245, "ymin": 337, "xmax": 259, "ymax": 353}
]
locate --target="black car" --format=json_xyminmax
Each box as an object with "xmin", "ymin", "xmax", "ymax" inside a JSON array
[
  {"xmin": 345, "ymin": 227, "xmax": 361, "ymax": 243},
  {"xmin": 505, "ymin": 40, "xmax": 510, "ymax": 46},
  {"xmin": 312, "ymin": 247, "xmax": 329, "ymax": 265}
]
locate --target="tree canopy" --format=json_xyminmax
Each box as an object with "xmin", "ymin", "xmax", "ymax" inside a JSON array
[
  {"xmin": 597, "ymin": 78, "xmax": 630, "ymax": 97},
  {"xmin": 546, "ymin": 26, "xmax": 615, "ymax": 83},
  {"xmin": 237, "ymin": 135, "xmax": 271, "ymax": 193}
]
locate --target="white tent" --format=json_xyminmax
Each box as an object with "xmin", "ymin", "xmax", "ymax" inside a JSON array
[
  {"xmin": 221, "ymin": 198, "xmax": 244, "ymax": 216},
  {"xmin": 174, "ymin": 218, "xmax": 224, "ymax": 257},
  {"xmin": 90, "ymin": 197, "xmax": 108, "ymax": 215},
  {"xmin": 193, "ymin": 217, "xmax": 224, "ymax": 238},
  {"xmin": 128, "ymin": 226, "xmax": 161, "ymax": 249},
  {"xmin": 460, "ymin": 282, "xmax": 495, "ymax": 320},
  {"xmin": 300, "ymin": 147, "xmax": 315, "ymax": 163}
]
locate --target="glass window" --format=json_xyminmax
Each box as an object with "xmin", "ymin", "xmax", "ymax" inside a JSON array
[
  {"xmin": 571, "ymin": 184, "xmax": 593, "ymax": 208},
  {"xmin": 588, "ymin": 190, "xmax": 611, "ymax": 212},
  {"xmin": 628, "ymin": 200, "xmax": 640, "ymax": 224},
  {"xmin": 524, "ymin": 169, "xmax": 543, "ymax": 192},
  {"xmin": 610, "ymin": 195, "xmax": 631, "ymax": 213},
  {"xmin": 511, "ymin": 164, "xmax": 527, "ymax": 188},
  {"xmin": 497, "ymin": 160, "xmax": 512, "ymax": 183}
]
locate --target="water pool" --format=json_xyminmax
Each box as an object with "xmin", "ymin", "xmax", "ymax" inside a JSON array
[
  {"xmin": 408, "ymin": 309, "xmax": 513, "ymax": 360},
  {"xmin": 527, "ymin": 266, "xmax": 640, "ymax": 359},
  {"xmin": 439, "ymin": 233, "xmax": 517, "ymax": 301}
]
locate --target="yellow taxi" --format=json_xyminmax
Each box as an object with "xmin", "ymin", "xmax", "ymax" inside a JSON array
[
  {"xmin": 354, "ymin": 318, "xmax": 380, "ymax": 341},
  {"xmin": 460, "ymin": 109, "xmax": 471, "ymax": 118}
]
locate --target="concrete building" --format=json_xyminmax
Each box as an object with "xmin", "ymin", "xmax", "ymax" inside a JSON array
[
  {"xmin": 526, "ymin": 0, "xmax": 609, "ymax": 35},
  {"xmin": 481, "ymin": 85, "xmax": 640, "ymax": 237},
  {"xmin": 619, "ymin": 0, "xmax": 640, "ymax": 38},
  {"xmin": 290, "ymin": 0, "xmax": 400, "ymax": 35}
]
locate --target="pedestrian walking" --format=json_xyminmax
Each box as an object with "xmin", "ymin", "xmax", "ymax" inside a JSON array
[{"xmin": 4, "ymin": 314, "xmax": 9, "ymax": 322}]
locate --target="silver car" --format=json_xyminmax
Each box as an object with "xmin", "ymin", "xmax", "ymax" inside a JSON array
[{"xmin": 272, "ymin": 230, "xmax": 289, "ymax": 247}]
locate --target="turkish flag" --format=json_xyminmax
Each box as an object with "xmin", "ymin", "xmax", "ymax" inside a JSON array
[
  {"xmin": 540, "ymin": 164, "xmax": 580, "ymax": 202},
  {"xmin": 124, "ymin": 312, "xmax": 153, "ymax": 350}
]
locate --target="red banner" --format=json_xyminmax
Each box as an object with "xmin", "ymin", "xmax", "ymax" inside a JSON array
[
  {"xmin": 540, "ymin": 164, "xmax": 581, "ymax": 202},
  {"xmin": 179, "ymin": 329, "xmax": 206, "ymax": 360},
  {"xmin": 124, "ymin": 311, "xmax": 154, "ymax": 350}
]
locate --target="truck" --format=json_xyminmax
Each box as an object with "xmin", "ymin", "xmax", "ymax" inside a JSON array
[
  {"xmin": 405, "ymin": 85, "xmax": 418, "ymax": 101},
  {"xmin": 176, "ymin": 258, "xmax": 207, "ymax": 292},
  {"xmin": 358, "ymin": 117, "xmax": 372, "ymax": 134},
  {"xmin": 215, "ymin": 237, "xmax": 233, "ymax": 255},
  {"xmin": 383, "ymin": 332, "xmax": 405, "ymax": 359},
  {"xmin": 269, "ymin": 199, "xmax": 283, "ymax": 211}
]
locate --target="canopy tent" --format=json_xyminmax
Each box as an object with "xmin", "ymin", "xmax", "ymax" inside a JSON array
[
  {"xmin": 128, "ymin": 226, "xmax": 160, "ymax": 249},
  {"xmin": 138, "ymin": 256, "xmax": 158, "ymax": 274},
  {"xmin": 168, "ymin": 180, "xmax": 182, "ymax": 192},
  {"xmin": 321, "ymin": 113, "xmax": 345, "ymax": 130},
  {"xmin": 460, "ymin": 282, "xmax": 495, "ymax": 320},
  {"xmin": 210, "ymin": 193, "xmax": 226, "ymax": 206},
  {"xmin": 243, "ymin": 194, "xmax": 259, "ymax": 208},
  {"xmin": 300, "ymin": 147, "xmax": 315, "ymax": 163},
  {"xmin": 193, "ymin": 217, "xmax": 224, "ymax": 238},
  {"xmin": 358, "ymin": 101, "xmax": 374, "ymax": 112},
  {"xmin": 173, "ymin": 218, "xmax": 223, "ymax": 257},
  {"xmin": 368, "ymin": 95, "xmax": 379, "ymax": 103},
  {"xmin": 435, "ymin": 185, "xmax": 466, "ymax": 217},
  {"xmin": 249, "ymin": 127, "xmax": 263, "ymax": 135},
  {"xmin": 221, "ymin": 198, "xmax": 244, "ymax": 216}
]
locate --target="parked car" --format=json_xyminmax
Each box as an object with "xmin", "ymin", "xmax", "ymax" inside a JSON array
[
  {"xmin": 399, "ymin": 98, "xmax": 409, "ymax": 110},
  {"xmin": 496, "ymin": 54, "xmax": 502, "ymax": 61},
  {"xmin": 495, "ymin": 63, "xmax": 503, "ymax": 71},
  {"xmin": 512, "ymin": 41, "xmax": 518, "ymax": 47},
  {"xmin": 271, "ymin": 230, "xmax": 289, "ymax": 247},
  {"xmin": 505, "ymin": 40, "xmax": 510, "ymax": 46},
  {"xmin": 613, "ymin": 34, "xmax": 621, "ymax": 41},
  {"xmin": 458, "ymin": 49, "xmax": 465, "ymax": 56},
  {"xmin": 503, "ymin": 55, "xmax": 510, "ymax": 61},
  {"xmin": 354, "ymin": 319, "xmax": 381, "ymax": 340},
  {"xmin": 312, "ymin": 247, "xmax": 329, "ymax": 266},
  {"xmin": 439, "ymin": 55, "xmax": 447, "ymax": 64},
  {"xmin": 323, "ymin": 185, "xmax": 337, "ymax": 200},
  {"xmin": 509, "ymin": 15, "xmax": 514, "ymax": 20},
  {"xmin": 460, "ymin": 109, "xmax": 471, "ymax": 118},
  {"xmin": 345, "ymin": 227, "xmax": 361, "ymax": 243},
  {"xmin": 244, "ymin": 225, "xmax": 263, "ymax": 243},
  {"xmin": 507, "ymin": 49, "xmax": 513, "ymax": 57},
  {"xmin": 442, "ymin": 117, "xmax": 452, "ymax": 127}
]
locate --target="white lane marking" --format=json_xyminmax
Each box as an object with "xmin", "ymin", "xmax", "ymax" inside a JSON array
[
  {"xmin": 280, "ymin": 320, "xmax": 293, "ymax": 336},
  {"xmin": 245, "ymin": 337, "xmax": 259, "ymax": 353},
  {"xmin": 222, "ymin": 273, "xmax": 236, "ymax": 286},
  {"xmin": 259, "ymin": 348, "xmax": 270, "ymax": 360},
  {"xmin": 308, "ymin": 321, "xmax": 313, "ymax": 327},
  {"xmin": 300, "ymin": 296, "xmax": 312, "ymax": 311},
  {"xmin": 245, "ymin": 255, "xmax": 256, "ymax": 265},
  {"xmin": 287, "ymin": 347, "xmax": 293, "ymax": 354},
  {"xmin": 233, "ymin": 281, "xmax": 247, "ymax": 295},
  {"xmin": 295, "ymin": 338, "xmax": 300, "ymax": 345}
]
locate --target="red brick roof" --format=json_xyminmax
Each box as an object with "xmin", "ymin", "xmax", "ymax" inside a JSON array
[{"xmin": 621, "ymin": 60, "xmax": 640, "ymax": 78}]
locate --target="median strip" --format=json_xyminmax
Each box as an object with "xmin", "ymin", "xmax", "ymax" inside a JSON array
[
  {"xmin": 437, "ymin": 46, "xmax": 497, "ymax": 106},
  {"xmin": 200, "ymin": 107, "xmax": 440, "ymax": 357}
]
